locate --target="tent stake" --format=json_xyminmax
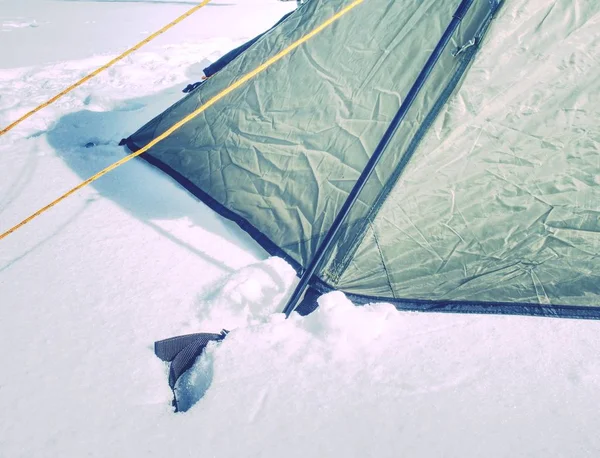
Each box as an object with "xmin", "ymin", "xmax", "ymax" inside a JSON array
[{"xmin": 282, "ymin": 0, "xmax": 476, "ymax": 317}]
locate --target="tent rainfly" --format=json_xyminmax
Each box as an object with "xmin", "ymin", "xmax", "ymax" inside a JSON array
[{"xmin": 123, "ymin": 0, "xmax": 600, "ymax": 320}]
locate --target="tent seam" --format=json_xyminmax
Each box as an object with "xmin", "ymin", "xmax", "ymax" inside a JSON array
[{"xmin": 371, "ymin": 221, "xmax": 397, "ymax": 299}]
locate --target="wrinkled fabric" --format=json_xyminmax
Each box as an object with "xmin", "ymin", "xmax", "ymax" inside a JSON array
[
  {"xmin": 127, "ymin": 0, "xmax": 471, "ymax": 268},
  {"xmin": 339, "ymin": 0, "xmax": 600, "ymax": 307},
  {"xmin": 127, "ymin": 0, "xmax": 600, "ymax": 310}
]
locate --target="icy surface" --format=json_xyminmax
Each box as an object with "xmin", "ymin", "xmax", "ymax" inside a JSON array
[{"xmin": 0, "ymin": 0, "xmax": 599, "ymax": 457}]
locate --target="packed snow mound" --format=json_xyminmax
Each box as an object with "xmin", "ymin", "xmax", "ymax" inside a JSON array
[
  {"xmin": 175, "ymin": 279, "xmax": 600, "ymax": 457},
  {"xmin": 193, "ymin": 256, "xmax": 298, "ymax": 331}
]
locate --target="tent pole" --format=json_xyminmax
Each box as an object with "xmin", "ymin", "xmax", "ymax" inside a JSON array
[{"xmin": 282, "ymin": 0, "xmax": 476, "ymax": 318}]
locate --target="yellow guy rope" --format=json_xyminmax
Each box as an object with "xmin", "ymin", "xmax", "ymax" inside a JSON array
[
  {"xmin": 0, "ymin": 0, "xmax": 212, "ymax": 136},
  {"xmin": 0, "ymin": 0, "xmax": 364, "ymax": 242}
]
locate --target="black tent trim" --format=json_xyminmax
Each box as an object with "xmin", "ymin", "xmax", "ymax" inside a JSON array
[
  {"xmin": 122, "ymin": 0, "xmax": 600, "ymax": 321},
  {"xmin": 123, "ymin": 138, "xmax": 600, "ymax": 321}
]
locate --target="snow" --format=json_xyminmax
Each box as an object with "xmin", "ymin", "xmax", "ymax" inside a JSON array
[{"xmin": 0, "ymin": 0, "xmax": 599, "ymax": 457}]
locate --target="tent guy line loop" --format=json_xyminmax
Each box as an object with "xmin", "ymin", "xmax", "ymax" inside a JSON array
[
  {"xmin": 0, "ymin": 0, "xmax": 212, "ymax": 137},
  {"xmin": 0, "ymin": 0, "xmax": 365, "ymax": 242}
]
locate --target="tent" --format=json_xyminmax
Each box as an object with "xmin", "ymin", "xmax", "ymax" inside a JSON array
[{"xmin": 122, "ymin": 0, "xmax": 600, "ymax": 320}]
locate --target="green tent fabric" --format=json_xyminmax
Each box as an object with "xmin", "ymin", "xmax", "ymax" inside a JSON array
[{"xmin": 124, "ymin": 0, "xmax": 600, "ymax": 319}]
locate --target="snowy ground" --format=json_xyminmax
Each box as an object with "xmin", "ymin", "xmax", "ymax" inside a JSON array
[{"xmin": 1, "ymin": 0, "xmax": 600, "ymax": 457}]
